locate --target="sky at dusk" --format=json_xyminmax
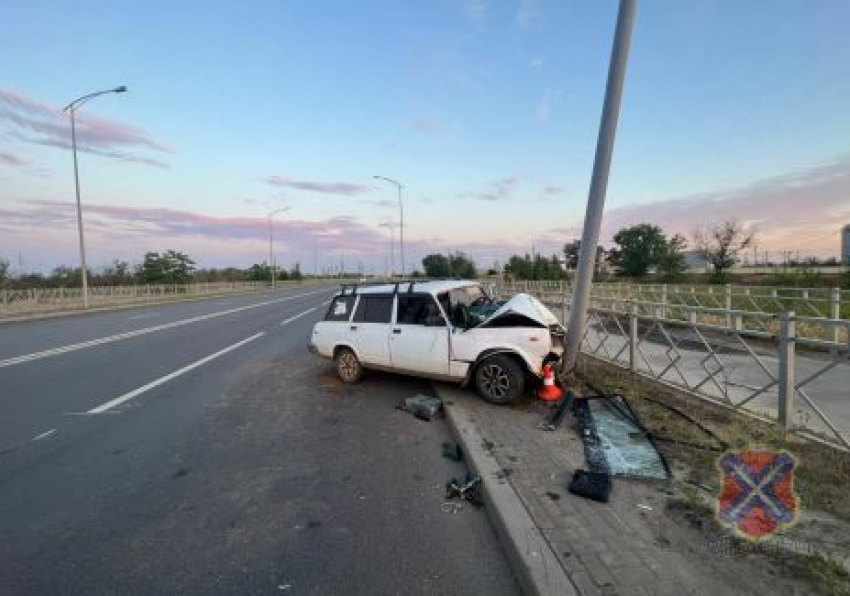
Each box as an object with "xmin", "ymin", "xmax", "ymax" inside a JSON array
[{"xmin": 1, "ymin": 0, "xmax": 849, "ymax": 274}]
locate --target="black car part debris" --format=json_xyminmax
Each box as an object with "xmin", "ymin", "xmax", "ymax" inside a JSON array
[
  {"xmin": 396, "ymin": 394, "xmax": 443, "ymax": 421},
  {"xmin": 441, "ymin": 441, "xmax": 463, "ymax": 462},
  {"xmin": 445, "ymin": 473, "xmax": 483, "ymax": 507},
  {"xmin": 539, "ymin": 389, "xmax": 576, "ymax": 431},
  {"xmin": 568, "ymin": 469, "xmax": 612, "ymax": 503}
]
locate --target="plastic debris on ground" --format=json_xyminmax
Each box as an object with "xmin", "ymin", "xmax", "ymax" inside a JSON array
[
  {"xmin": 441, "ymin": 441, "xmax": 463, "ymax": 462},
  {"xmin": 445, "ymin": 473, "xmax": 483, "ymax": 508},
  {"xmin": 397, "ymin": 394, "xmax": 443, "ymax": 421},
  {"xmin": 574, "ymin": 394, "xmax": 670, "ymax": 481},
  {"xmin": 568, "ymin": 469, "xmax": 612, "ymax": 503}
]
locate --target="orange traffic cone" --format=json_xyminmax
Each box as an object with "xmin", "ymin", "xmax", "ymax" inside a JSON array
[{"xmin": 538, "ymin": 364, "xmax": 564, "ymax": 402}]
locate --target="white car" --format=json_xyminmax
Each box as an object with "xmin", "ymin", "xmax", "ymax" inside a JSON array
[{"xmin": 309, "ymin": 280, "xmax": 565, "ymax": 404}]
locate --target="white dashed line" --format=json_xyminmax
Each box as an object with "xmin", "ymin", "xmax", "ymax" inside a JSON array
[
  {"xmin": 87, "ymin": 332, "xmax": 266, "ymax": 414},
  {"xmin": 0, "ymin": 289, "xmax": 330, "ymax": 369},
  {"xmin": 32, "ymin": 429, "xmax": 56, "ymax": 441},
  {"xmin": 281, "ymin": 307, "xmax": 317, "ymax": 326}
]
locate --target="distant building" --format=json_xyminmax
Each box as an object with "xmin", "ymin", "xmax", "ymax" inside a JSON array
[
  {"xmin": 843, "ymin": 224, "xmax": 850, "ymax": 265},
  {"xmin": 682, "ymin": 250, "xmax": 709, "ymax": 271}
]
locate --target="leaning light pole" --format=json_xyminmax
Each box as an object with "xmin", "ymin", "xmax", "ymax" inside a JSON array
[
  {"xmin": 62, "ymin": 86, "xmax": 128, "ymax": 309},
  {"xmin": 373, "ymin": 176, "xmax": 404, "ymax": 277},
  {"xmin": 267, "ymin": 207, "xmax": 290, "ymax": 289},
  {"xmin": 562, "ymin": 0, "xmax": 636, "ymax": 374}
]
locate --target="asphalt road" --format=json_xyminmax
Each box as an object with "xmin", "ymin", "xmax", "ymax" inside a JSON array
[{"xmin": 0, "ymin": 286, "xmax": 517, "ymax": 594}]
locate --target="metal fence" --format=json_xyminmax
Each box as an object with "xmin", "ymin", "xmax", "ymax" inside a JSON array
[
  {"xmin": 493, "ymin": 281, "xmax": 850, "ymax": 449},
  {"xmin": 0, "ymin": 281, "xmax": 270, "ymax": 315}
]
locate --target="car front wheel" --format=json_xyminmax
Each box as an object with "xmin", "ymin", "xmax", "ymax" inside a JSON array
[
  {"xmin": 335, "ymin": 347, "xmax": 363, "ymax": 384},
  {"xmin": 474, "ymin": 354, "xmax": 525, "ymax": 405}
]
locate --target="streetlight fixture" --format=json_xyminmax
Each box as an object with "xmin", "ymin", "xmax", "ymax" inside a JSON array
[
  {"xmin": 379, "ymin": 220, "xmax": 395, "ymax": 279},
  {"xmin": 373, "ymin": 175, "xmax": 404, "ymax": 277},
  {"xmin": 267, "ymin": 207, "xmax": 290, "ymax": 289},
  {"xmin": 62, "ymin": 86, "xmax": 128, "ymax": 309}
]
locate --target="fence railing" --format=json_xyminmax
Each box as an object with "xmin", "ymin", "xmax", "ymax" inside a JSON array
[
  {"xmin": 493, "ymin": 282, "xmax": 850, "ymax": 449},
  {"xmin": 494, "ymin": 281, "xmax": 849, "ymax": 345},
  {"xmin": 1, "ymin": 281, "xmax": 272, "ymax": 315}
]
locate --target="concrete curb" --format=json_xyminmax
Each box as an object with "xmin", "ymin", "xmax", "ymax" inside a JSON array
[{"xmin": 434, "ymin": 382, "xmax": 578, "ymax": 596}]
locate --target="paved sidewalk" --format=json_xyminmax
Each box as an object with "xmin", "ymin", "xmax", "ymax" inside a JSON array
[{"xmin": 435, "ymin": 383, "xmax": 814, "ymax": 596}]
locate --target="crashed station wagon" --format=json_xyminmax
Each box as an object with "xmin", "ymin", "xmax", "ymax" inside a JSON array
[{"xmin": 309, "ymin": 280, "xmax": 566, "ymax": 404}]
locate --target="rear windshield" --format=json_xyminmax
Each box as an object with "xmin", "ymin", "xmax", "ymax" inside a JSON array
[{"xmin": 325, "ymin": 295, "xmax": 356, "ymax": 322}]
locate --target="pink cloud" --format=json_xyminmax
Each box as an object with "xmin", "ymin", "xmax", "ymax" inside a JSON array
[
  {"xmin": 0, "ymin": 149, "xmax": 26, "ymax": 167},
  {"xmin": 263, "ymin": 176, "xmax": 371, "ymax": 196},
  {"xmin": 563, "ymin": 159, "xmax": 850, "ymax": 256},
  {"xmin": 460, "ymin": 176, "xmax": 520, "ymax": 201},
  {"xmin": 0, "ymin": 88, "xmax": 172, "ymax": 168}
]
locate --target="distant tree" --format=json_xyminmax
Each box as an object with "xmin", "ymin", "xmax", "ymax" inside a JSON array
[
  {"xmin": 448, "ymin": 252, "xmax": 477, "ymax": 278},
  {"xmin": 610, "ymin": 224, "xmax": 668, "ymax": 277},
  {"xmin": 410, "ymin": 269, "xmax": 423, "ymax": 278},
  {"xmin": 693, "ymin": 220, "xmax": 754, "ymax": 281},
  {"xmin": 98, "ymin": 260, "xmax": 134, "ymax": 285},
  {"xmin": 655, "ymin": 234, "xmax": 689, "ymax": 281},
  {"xmin": 248, "ymin": 263, "xmax": 272, "ymax": 281},
  {"xmin": 51, "ymin": 265, "xmax": 83, "ymax": 287},
  {"xmin": 290, "ymin": 263, "xmax": 302, "ymax": 281},
  {"xmin": 422, "ymin": 254, "xmax": 451, "ymax": 278},
  {"xmin": 140, "ymin": 250, "xmax": 196, "ymax": 284},
  {"xmin": 563, "ymin": 241, "xmax": 581, "ymax": 269},
  {"xmin": 504, "ymin": 253, "xmax": 567, "ymax": 281}
]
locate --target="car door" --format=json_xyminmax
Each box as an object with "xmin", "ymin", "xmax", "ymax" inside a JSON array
[
  {"xmin": 350, "ymin": 293, "xmax": 394, "ymax": 366},
  {"xmin": 390, "ymin": 293, "xmax": 450, "ymax": 376}
]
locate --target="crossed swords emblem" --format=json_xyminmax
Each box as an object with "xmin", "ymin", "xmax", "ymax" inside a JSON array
[{"xmin": 716, "ymin": 450, "xmax": 797, "ymax": 537}]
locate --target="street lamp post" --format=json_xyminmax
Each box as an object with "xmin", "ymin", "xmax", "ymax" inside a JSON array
[
  {"xmin": 268, "ymin": 207, "xmax": 290, "ymax": 289},
  {"xmin": 379, "ymin": 220, "xmax": 395, "ymax": 278},
  {"xmin": 373, "ymin": 176, "xmax": 404, "ymax": 277},
  {"xmin": 62, "ymin": 86, "xmax": 128, "ymax": 309}
]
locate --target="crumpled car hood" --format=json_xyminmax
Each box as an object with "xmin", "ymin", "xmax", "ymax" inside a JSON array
[{"xmin": 479, "ymin": 293, "xmax": 561, "ymax": 328}]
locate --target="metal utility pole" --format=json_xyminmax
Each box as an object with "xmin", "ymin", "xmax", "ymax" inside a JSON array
[
  {"xmin": 374, "ymin": 176, "xmax": 404, "ymax": 276},
  {"xmin": 267, "ymin": 207, "xmax": 290, "ymax": 289},
  {"xmin": 380, "ymin": 220, "xmax": 395, "ymax": 278},
  {"xmin": 563, "ymin": 0, "xmax": 637, "ymax": 374},
  {"xmin": 62, "ymin": 86, "xmax": 128, "ymax": 308}
]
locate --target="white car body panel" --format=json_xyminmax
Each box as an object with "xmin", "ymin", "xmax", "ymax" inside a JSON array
[{"xmin": 310, "ymin": 282, "xmax": 564, "ymax": 385}]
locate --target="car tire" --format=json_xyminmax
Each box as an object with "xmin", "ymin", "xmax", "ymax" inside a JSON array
[
  {"xmin": 335, "ymin": 347, "xmax": 363, "ymax": 384},
  {"xmin": 474, "ymin": 354, "xmax": 525, "ymax": 405}
]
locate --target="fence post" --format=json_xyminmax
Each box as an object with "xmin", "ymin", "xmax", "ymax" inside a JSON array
[
  {"xmin": 725, "ymin": 284, "xmax": 733, "ymax": 329},
  {"xmin": 778, "ymin": 311, "xmax": 796, "ymax": 433},
  {"xmin": 629, "ymin": 300, "xmax": 638, "ymax": 372},
  {"xmin": 561, "ymin": 283, "xmax": 569, "ymax": 325},
  {"xmin": 831, "ymin": 287, "xmax": 841, "ymax": 345},
  {"xmin": 661, "ymin": 283, "xmax": 668, "ymax": 319}
]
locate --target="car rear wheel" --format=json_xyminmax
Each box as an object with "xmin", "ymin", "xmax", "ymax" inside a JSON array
[
  {"xmin": 474, "ymin": 354, "xmax": 525, "ymax": 405},
  {"xmin": 335, "ymin": 348, "xmax": 363, "ymax": 384}
]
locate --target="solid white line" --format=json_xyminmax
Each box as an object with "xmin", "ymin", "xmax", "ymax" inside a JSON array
[
  {"xmin": 0, "ymin": 288, "xmax": 331, "ymax": 369},
  {"xmin": 321, "ymin": 299, "xmax": 332, "ymax": 306},
  {"xmin": 32, "ymin": 429, "xmax": 57, "ymax": 441},
  {"xmin": 281, "ymin": 307, "xmax": 317, "ymax": 326},
  {"xmin": 87, "ymin": 332, "xmax": 266, "ymax": 414}
]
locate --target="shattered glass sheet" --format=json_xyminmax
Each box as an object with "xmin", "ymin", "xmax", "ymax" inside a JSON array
[{"xmin": 579, "ymin": 396, "xmax": 670, "ymax": 481}]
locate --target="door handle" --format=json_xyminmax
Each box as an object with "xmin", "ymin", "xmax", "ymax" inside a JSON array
[
  {"xmin": 393, "ymin": 329, "xmax": 402, "ymax": 334},
  {"xmin": 350, "ymin": 325, "xmax": 358, "ymax": 331}
]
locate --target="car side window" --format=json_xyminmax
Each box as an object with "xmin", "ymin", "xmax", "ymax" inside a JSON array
[
  {"xmin": 352, "ymin": 295, "xmax": 394, "ymax": 323},
  {"xmin": 325, "ymin": 295, "xmax": 356, "ymax": 321},
  {"xmin": 397, "ymin": 295, "xmax": 446, "ymax": 327}
]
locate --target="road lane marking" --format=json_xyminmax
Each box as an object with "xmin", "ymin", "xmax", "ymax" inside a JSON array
[
  {"xmin": 0, "ymin": 288, "xmax": 332, "ymax": 369},
  {"xmin": 281, "ymin": 307, "xmax": 317, "ymax": 326},
  {"xmin": 129, "ymin": 312, "xmax": 160, "ymax": 320},
  {"xmin": 87, "ymin": 332, "xmax": 266, "ymax": 414},
  {"xmin": 32, "ymin": 429, "xmax": 56, "ymax": 441}
]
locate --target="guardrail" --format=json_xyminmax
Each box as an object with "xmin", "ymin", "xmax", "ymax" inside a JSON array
[{"xmin": 493, "ymin": 282, "xmax": 850, "ymax": 449}]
